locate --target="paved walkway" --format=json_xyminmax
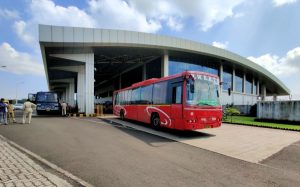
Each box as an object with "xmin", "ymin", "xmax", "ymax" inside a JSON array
[
  {"xmin": 0, "ymin": 135, "xmax": 71, "ymax": 187},
  {"xmin": 100, "ymin": 118, "xmax": 300, "ymax": 163}
]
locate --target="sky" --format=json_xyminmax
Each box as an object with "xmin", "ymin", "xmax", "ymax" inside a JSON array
[{"xmin": 0, "ymin": 0, "xmax": 300, "ymax": 100}]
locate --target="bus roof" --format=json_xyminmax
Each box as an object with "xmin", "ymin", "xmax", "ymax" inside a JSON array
[{"xmin": 114, "ymin": 71, "xmax": 219, "ymax": 93}]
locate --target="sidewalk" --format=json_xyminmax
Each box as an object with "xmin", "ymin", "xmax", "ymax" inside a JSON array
[{"xmin": 0, "ymin": 135, "xmax": 72, "ymax": 187}]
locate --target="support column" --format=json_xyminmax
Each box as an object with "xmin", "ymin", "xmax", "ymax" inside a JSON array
[
  {"xmin": 243, "ymin": 72, "xmax": 246, "ymax": 94},
  {"xmin": 261, "ymin": 85, "xmax": 267, "ymax": 101},
  {"xmin": 61, "ymin": 91, "xmax": 66, "ymax": 102},
  {"xmin": 49, "ymin": 53, "xmax": 94, "ymax": 114},
  {"xmin": 257, "ymin": 80, "xmax": 260, "ymax": 95},
  {"xmin": 50, "ymin": 79, "xmax": 75, "ymax": 106},
  {"xmin": 232, "ymin": 68, "xmax": 236, "ymax": 92},
  {"xmin": 84, "ymin": 53, "xmax": 94, "ymax": 115},
  {"xmin": 68, "ymin": 80, "xmax": 75, "ymax": 106},
  {"xmin": 65, "ymin": 86, "xmax": 69, "ymax": 103},
  {"xmin": 252, "ymin": 78, "xmax": 255, "ymax": 95},
  {"xmin": 161, "ymin": 54, "xmax": 169, "ymax": 77},
  {"xmin": 219, "ymin": 64, "xmax": 223, "ymax": 90}
]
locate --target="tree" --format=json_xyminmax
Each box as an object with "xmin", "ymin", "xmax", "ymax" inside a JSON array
[{"xmin": 224, "ymin": 107, "xmax": 240, "ymax": 123}]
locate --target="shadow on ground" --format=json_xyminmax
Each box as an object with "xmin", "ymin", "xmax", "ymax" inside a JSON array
[{"xmin": 98, "ymin": 117, "xmax": 215, "ymax": 147}]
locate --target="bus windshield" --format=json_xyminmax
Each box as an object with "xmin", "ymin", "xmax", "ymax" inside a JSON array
[
  {"xmin": 186, "ymin": 75, "xmax": 220, "ymax": 106},
  {"xmin": 36, "ymin": 92, "xmax": 58, "ymax": 103}
]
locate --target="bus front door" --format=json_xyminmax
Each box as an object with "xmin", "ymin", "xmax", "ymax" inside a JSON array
[{"xmin": 170, "ymin": 84, "xmax": 183, "ymax": 129}]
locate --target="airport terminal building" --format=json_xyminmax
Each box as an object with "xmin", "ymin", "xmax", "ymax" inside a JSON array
[{"xmin": 39, "ymin": 25, "xmax": 290, "ymax": 114}]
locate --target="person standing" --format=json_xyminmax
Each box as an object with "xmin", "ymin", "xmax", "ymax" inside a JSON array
[
  {"xmin": 61, "ymin": 101, "xmax": 67, "ymax": 116},
  {"xmin": 22, "ymin": 99, "xmax": 36, "ymax": 124},
  {"xmin": 7, "ymin": 100, "xmax": 16, "ymax": 123},
  {"xmin": 0, "ymin": 98, "xmax": 8, "ymax": 125}
]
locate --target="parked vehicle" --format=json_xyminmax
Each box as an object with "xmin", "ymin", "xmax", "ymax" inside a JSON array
[
  {"xmin": 35, "ymin": 91, "xmax": 61, "ymax": 115},
  {"xmin": 103, "ymin": 101, "xmax": 113, "ymax": 113},
  {"xmin": 113, "ymin": 71, "xmax": 222, "ymax": 130},
  {"xmin": 13, "ymin": 104, "xmax": 23, "ymax": 110}
]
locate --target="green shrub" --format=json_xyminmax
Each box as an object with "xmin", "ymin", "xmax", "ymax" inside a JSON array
[{"xmin": 224, "ymin": 107, "xmax": 240, "ymax": 123}]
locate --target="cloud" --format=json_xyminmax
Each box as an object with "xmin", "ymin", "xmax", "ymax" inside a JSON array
[
  {"xmin": 0, "ymin": 42, "xmax": 44, "ymax": 76},
  {"xmin": 129, "ymin": 0, "xmax": 246, "ymax": 31},
  {"xmin": 247, "ymin": 47, "xmax": 300, "ymax": 77},
  {"xmin": 13, "ymin": 0, "xmax": 247, "ymax": 48},
  {"xmin": 248, "ymin": 47, "xmax": 300, "ymax": 99},
  {"xmin": 0, "ymin": 9, "xmax": 20, "ymax": 20},
  {"xmin": 88, "ymin": 0, "xmax": 161, "ymax": 33},
  {"xmin": 212, "ymin": 41, "xmax": 229, "ymax": 49},
  {"xmin": 13, "ymin": 0, "xmax": 96, "ymax": 47},
  {"xmin": 273, "ymin": 0, "xmax": 298, "ymax": 7},
  {"xmin": 13, "ymin": 21, "xmax": 35, "ymax": 45}
]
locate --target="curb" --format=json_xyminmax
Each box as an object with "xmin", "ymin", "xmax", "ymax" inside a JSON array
[
  {"xmin": 68, "ymin": 113, "xmax": 96, "ymax": 117},
  {"xmin": 0, "ymin": 135, "xmax": 93, "ymax": 187},
  {"xmin": 222, "ymin": 122, "xmax": 300, "ymax": 132}
]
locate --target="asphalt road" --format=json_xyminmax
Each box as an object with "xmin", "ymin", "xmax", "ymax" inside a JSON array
[{"xmin": 0, "ymin": 113, "xmax": 300, "ymax": 186}]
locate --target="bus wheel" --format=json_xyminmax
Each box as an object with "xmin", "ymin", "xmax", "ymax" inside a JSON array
[
  {"xmin": 151, "ymin": 114, "xmax": 160, "ymax": 129},
  {"xmin": 120, "ymin": 110, "xmax": 125, "ymax": 120}
]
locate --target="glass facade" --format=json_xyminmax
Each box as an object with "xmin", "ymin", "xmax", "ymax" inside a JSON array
[
  {"xmin": 235, "ymin": 71, "xmax": 243, "ymax": 93},
  {"xmin": 169, "ymin": 60, "xmax": 218, "ymax": 76},
  {"xmin": 166, "ymin": 59, "xmax": 257, "ymax": 95},
  {"xmin": 245, "ymin": 74, "xmax": 252, "ymax": 94},
  {"xmin": 253, "ymin": 80, "xmax": 257, "ymax": 95},
  {"xmin": 222, "ymin": 66, "xmax": 232, "ymax": 91}
]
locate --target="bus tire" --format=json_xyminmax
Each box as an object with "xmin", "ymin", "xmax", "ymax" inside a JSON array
[
  {"xmin": 120, "ymin": 110, "xmax": 125, "ymax": 121},
  {"xmin": 151, "ymin": 113, "xmax": 160, "ymax": 129}
]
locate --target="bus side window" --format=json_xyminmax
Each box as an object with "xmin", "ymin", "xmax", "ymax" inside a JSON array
[
  {"xmin": 113, "ymin": 93, "xmax": 116, "ymax": 105},
  {"xmin": 115, "ymin": 93, "xmax": 120, "ymax": 105},
  {"xmin": 172, "ymin": 86, "xmax": 182, "ymax": 104}
]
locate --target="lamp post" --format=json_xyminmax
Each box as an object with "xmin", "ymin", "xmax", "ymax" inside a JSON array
[{"xmin": 16, "ymin": 82, "xmax": 24, "ymax": 104}]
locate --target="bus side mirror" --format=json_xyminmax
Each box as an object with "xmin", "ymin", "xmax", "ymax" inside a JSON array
[{"xmin": 228, "ymin": 88, "xmax": 231, "ymax": 96}]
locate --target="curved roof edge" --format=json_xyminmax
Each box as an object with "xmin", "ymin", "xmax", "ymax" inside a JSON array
[{"xmin": 39, "ymin": 24, "xmax": 290, "ymax": 95}]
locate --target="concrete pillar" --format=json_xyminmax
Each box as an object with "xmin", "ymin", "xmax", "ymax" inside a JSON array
[
  {"xmin": 161, "ymin": 54, "xmax": 169, "ymax": 77},
  {"xmin": 252, "ymin": 78, "xmax": 255, "ymax": 95},
  {"xmin": 232, "ymin": 68, "xmax": 236, "ymax": 92},
  {"xmin": 243, "ymin": 73, "xmax": 246, "ymax": 94},
  {"xmin": 49, "ymin": 79, "xmax": 75, "ymax": 106},
  {"xmin": 49, "ymin": 53, "xmax": 94, "ymax": 114},
  {"xmin": 65, "ymin": 86, "xmax": 69, "ymax": 103},
  {"xmin": 219, "ymin": 64, "xmax": 223, "ymax": 90},
  {"xmin": 84, "ymin": 53, "xmax": 94, "ymax": 114},
  {"xmin": 68, "ymin": 80, "xmax": 75, "ymax": 106},
  {"xmin": 257, "ymin": 80, "xmax": 260, "ymax": 95},
  {"xmin": 262, "ymin": 85, "xmax": 267, "ymax": 101},
  {"xmin": 61, "ymin": 91, "xmax": 66, "ymax": 102}
]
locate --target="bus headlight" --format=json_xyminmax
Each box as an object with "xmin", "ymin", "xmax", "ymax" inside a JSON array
[
  {"xmin": 187, "ymin": 119, "xmax": 197, "ymax": 123},
  {"xmin": 200, "ymin": 118, "xmax": 207, "ymax": 122}
]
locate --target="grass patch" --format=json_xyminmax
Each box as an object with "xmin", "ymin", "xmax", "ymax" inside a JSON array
[{"xmin": 223, "ymin": 116, "xmax": 300, "ymax": 131}]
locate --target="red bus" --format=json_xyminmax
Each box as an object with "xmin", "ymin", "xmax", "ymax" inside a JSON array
[{"xmin": 113, "ymin": 71, "xmax": 222, "ymax": 130}]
